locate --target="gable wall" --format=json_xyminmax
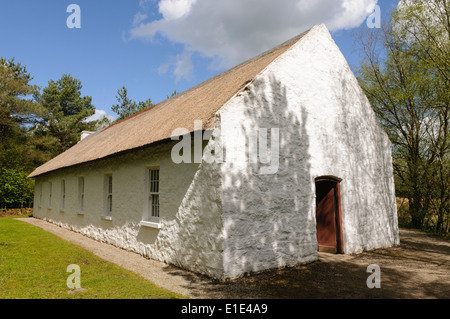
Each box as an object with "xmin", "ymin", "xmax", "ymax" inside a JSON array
[{"xmin": 218, "ymin": 25, "xmax": 399, "ymax": 278}]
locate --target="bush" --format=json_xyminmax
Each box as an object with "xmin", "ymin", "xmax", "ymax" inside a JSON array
[
  {"xmin": 0, "ymin": 208, "xmax": 33, "ymax": 218},
  {"xmin": 396, "ymin": 198, "xmax": 411, "ymax": 227},
  {"xmin": 0, "ymin": 167, "xmax": 34, "ymax": 209}
]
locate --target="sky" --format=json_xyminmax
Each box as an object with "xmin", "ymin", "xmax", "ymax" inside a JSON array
[{"xmin": 0, "ymin": 0, "xmax": 400, "ymax": 122}]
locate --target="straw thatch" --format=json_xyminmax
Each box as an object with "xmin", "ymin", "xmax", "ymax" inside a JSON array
[{"xmin": 28, "ymin": 28, "xmax": 312, "ymax": 178}]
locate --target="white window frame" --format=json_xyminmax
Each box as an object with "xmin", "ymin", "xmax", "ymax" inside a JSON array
[
  {"xmin": 48, "ymin": 182, "xmax": 52, "ymax": 208},
  {"xmin": 78, "ymin": 177, "xmax": 85, "ymax": 213},
  {"xmin": 102, "ymin": 174, "xmax": 113, "ymax": 220},
  {"xmin": 140, "ymin": 167, "xmax": 161, "ymax": 229},
  {"xmin": 60, "ymin": 179, "xmax": 66, "ymax": 211},
  {"xmin": 38, "ymin": 183, "xmax": 42, "ymax": 207}
]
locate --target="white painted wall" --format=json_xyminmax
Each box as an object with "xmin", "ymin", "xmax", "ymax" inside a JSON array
[
  {"xmin": 33, "ymin": 141, "xmax": 225, "ymax": 279},
  {"xmin": 218, "ymin": 24, "xmax": 399, "ymax": 278}
]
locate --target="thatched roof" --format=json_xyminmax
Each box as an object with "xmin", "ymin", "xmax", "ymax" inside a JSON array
[{"xmin": 29, "ymin": 27, "xmax": 313, "ymax": 178}]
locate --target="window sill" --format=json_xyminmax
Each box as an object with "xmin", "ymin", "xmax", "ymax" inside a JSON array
[
  {"xmin": 77, "ymin": 212, "xmax": 85, "ymax": 216},
  {"xmin": 140, "ymin": 221, "xmax": 162, "ymax": 229},
  {"xmin": 59, "ymin": 210, "xmax": 65, "ymax": 213},
  {"xmin": 101, "ymin": 215, "xmax": 112, "ymax": 221}
]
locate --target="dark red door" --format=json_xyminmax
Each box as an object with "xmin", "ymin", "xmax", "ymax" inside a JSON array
[{"xmin": 315, "ymin": 178, "xmax": 343, "ymax": 253}]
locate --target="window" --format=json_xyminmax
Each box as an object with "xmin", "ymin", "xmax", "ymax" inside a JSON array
[
  {"xmin": 38, "ymin": 183, "xmax": 42, "ymax": 207},
  {"xmin": 48, "ymin": 182, "xmax": 52, "ymax": 207},
  {"xmin": 104, "ymin": 175, "xmax": 113, "ymax": 217},
  {"xmin": 61, "ymin": 180, "xmax": 66, "ymax": 211},
  {"xmin": 149, "ymin": 169, "xmax": 160, "ymax": 218},
  {"xmin": 141, "ymin": 168, "xmax": 161, "ymax": 229},
  {"xmin": 78, "ymin": 177, "xmax": 84, "ymax": 212}
]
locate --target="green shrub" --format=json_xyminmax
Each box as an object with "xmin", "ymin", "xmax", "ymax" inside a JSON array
[{"xmin": 0, "ymin": 167, "xmax": 34, "ymax": 209}]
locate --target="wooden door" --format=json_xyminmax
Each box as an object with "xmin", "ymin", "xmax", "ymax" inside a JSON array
[{"xmin": 315, "ymin": 178, "xmax": 343, "ymax": 253}]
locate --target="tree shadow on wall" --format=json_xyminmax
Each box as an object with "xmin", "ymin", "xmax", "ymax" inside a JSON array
[
  {"xmin": 159, "ymin": 74, "xmax": 449, "ymax": 299},
  {"xmin": 220, "ymin": 74, "xmax": 317, "ymax": 277}
]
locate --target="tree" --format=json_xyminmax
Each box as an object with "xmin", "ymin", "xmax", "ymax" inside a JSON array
[
  {"xmin": 167, "ymin": 90, "xmax": 178, "ymax": 99},
  {"xmin": 0, "ymin": 167, "xmax": 34, "ymax": 209},
  {"xmin": 394, "ymin": 0, "xmax": 450, "ymax": 233},
  {"xmin": 0, "ymin": 58, "xmax": 40, "ymax": 147},
  {"xmin": 138, "ymin": 98, "xmax": 154, "ymax": 110},
  {"xmin": 0, "ymin": 58, "xmax": 40, "ymax": 208},
  {"xmin": 111, "ymin": 86, "xmax": 153, "ymax": 120},
  {"xmin": 355, "ymin": 0, "xmax": 449, "ymax": 233},
  {"xmin": 34, "ymin": 74, "xmax": 97, "ymax": 155},
  {"xmin": 1, "ymin": 62, "xmax": 103, "ymax": 208}
]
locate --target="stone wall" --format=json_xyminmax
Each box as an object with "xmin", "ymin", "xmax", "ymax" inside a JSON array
[
  {"xmin": 33, "ymin": 141, "xmax": 225, "ymax": 278},
  {"xmin": 218, "ymin": 25, "xmax": 399, "ymax": 278}
]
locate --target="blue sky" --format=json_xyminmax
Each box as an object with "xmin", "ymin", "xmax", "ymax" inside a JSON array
[{"xmin": 0, "ymin": 0, "xmax": 399, "ymax": 121}]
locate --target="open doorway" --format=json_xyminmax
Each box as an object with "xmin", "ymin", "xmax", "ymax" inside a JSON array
[{"xmin": 315, "ymin": 176, "xmax": 343, "ymax": 253}]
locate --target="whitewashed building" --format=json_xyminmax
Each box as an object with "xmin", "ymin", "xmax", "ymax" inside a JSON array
[{"xmin": 29, "ymin": 25, "xmax": 399, "ymax": 280}]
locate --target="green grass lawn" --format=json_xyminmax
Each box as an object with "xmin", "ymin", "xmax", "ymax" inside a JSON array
[{"xmin": 0, "ymin": 216, "xmax": 185, "ymax": 299}]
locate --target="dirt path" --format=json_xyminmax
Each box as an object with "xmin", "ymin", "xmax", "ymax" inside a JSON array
[{"xmin": 17, "ymin": 218, "xmax": 449, "ymax": 299}]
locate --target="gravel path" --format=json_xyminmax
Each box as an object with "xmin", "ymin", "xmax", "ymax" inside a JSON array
[{"xmin": 17, "ymin": 218, "xmax": 450, "ymax": 299}]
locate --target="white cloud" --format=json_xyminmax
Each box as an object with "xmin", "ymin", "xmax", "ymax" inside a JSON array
[
  {"xmin": 85, "ymin": 110, "xmax": 116, "ymax": 123},
  {"xmin": 156, "ymin": 52, "xmax": 193, "ymax": 82},
  {"xmin": 138, "ymin": 0, "xmax": 153, "ymax": 10},
  {"xmin": 130, "ymin": 0, "xmax": 378, "ymax": 80},
  {"xmin": 159, "ymin": 0, "xmax": 198, "ymax": 20},
  {"xmin": 158, "ymin": 62, "xmax": 171, "ymax": 74},
  {"xmin": 133, "ymin": 12, "xmax": 148, "ymax": 26},
  {"xmin": 173, "ymin": 52, "xmax": 194, "ymax": 82}
]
